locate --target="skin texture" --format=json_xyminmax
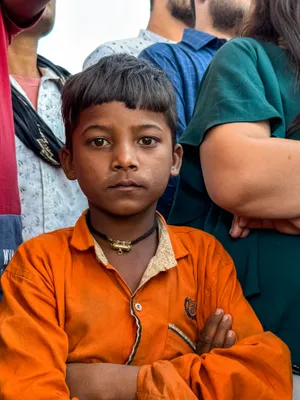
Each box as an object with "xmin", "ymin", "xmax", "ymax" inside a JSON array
[
  {"xmin": 194, "ymin": 0, "xmax": 252, "ymax": 38},
  {"xmin": 8, "ymin": 0, "xmax": 56, "ymax": 78},
  {"xmin": 201, "ymin": 121, "xmax": 300, "ymax": 237},
  {"xmin": 61, "ymin": 102, "xmax": 182, "ymax": 219},
  {"xmin": 61, "ymin": 102, "xmax": 183, "ymax": 293},
  {"xmin": 201, "ymin": 121, "xmax": 300, "ymax": 218},
  {"xmin": 167, "ymin": 0, "xmax": 195, "ymax": 28},
  {"xmin": 147, "ymin": 0, "xmax": 192, "ymax": 42},
  {"xmin": 196, "ymin": 309, "xmax": 235, "ymax": 354}
]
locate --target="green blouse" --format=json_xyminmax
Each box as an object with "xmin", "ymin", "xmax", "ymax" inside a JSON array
[{"xmin": 169, "ymin": 38, "xmax": 300, "ymax": 371}]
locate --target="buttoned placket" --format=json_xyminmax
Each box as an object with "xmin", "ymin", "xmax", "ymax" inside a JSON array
[{"xmin": 93, "ymin": 217, "xmax": 179, "ymax": 365}]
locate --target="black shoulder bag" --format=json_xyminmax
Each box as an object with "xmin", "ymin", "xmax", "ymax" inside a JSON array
[{"xmin": 11, "ymin": 55, "xmax": 71, "ymax": 167}]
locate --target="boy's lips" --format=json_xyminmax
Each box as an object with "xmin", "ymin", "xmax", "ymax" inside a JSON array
[{"xmin": 108, "ymin": 180, "xmax": 144, "ymax": 189}]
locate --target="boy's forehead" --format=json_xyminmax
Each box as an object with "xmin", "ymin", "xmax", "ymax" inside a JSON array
[{"xmin": 78, "ymin": 102, "xmax": 171, "ymax": 130}]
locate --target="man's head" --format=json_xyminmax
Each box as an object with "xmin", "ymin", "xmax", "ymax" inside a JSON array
[
  {"xmin": 29, "ymin": 0, "xmax": 56, "ymax": 38},
  {"xmin": 196, "ymin": 0, "xmax": 251, "ymax": 34},
  {"xmin": 60, "ymin": 54, "xmax": 182, "ymax": 217},
  {"xmin": 151, "ymin": 0, "xmax": 195, "ymax": 28}
]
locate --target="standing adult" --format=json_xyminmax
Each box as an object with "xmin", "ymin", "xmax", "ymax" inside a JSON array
[
  {"xmin": 169, "ymin": 0, "xmax": 300, "ymax": 395},
  {"xmin": 8, "ymin": 0, "xmax": 87, "ymax": 242},
  {"xmin": 83, "ymin": 0, "xmax": 195, "ymax": 69},
  {"xmin": 0, "ymin": 1, "xmax": 51, "ymax": 279},
  {"xmin": 140, "ymin": 0, "xmax": 251, "ymax": 218}
]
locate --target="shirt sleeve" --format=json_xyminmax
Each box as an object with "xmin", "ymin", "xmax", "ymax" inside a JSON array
[
  {"xmin": 180, "ymin": 38, "xmax": 282, "ymax": 148},
  {"xmin": 137, "ymin": 238, "xmax": 292, "ymax": 399},
  {"xmin": 83, "ymin": 45, "xmax": 117, "ymax": 70},
  {"xmin": 0, "ymin": 245, "xmax": 78, "ymax": 400},
  {"xmin": 140, "ymin": 45, "xmax": 187, "ymax": 141}
]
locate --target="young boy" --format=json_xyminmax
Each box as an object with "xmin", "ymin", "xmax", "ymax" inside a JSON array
[{"xmin": 0, "ymin": 54, "xmax": 292, "ymax": 400}]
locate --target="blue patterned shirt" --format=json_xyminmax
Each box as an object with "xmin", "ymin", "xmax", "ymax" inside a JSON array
[{"xmin": 140, "ymin": 29, "xmax": 226, "ymax": 218}]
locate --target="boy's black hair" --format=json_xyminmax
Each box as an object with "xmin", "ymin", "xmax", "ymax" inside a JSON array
[{"xmin": 62, "ymin": 54, "xmax": 177, "ymax": 150}]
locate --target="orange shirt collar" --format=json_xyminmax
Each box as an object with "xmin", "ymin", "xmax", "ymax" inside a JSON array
[{"xmin": 70, "ymin": 210, "xmax": 189, "ymax": 261}]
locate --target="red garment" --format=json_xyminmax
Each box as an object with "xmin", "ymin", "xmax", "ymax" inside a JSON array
[
  {"xmin": 0, "ymin": 6, "xmax": 43, "ymax": 275},
  {"xmin": 0, "ymin": 6, "xmax": 22, "ymax": 215},
  {"xmin": 12, "ymin": 75, "xmax": 41, "ymax": 110}
]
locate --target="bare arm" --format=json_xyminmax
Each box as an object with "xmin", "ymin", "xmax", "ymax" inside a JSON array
[
  {"xmin": 67, "ymin": 363, "xmax": 139, "ymax": 400},
  {"xmin": 200, "ymin": 121, "xmax": 300, "ymax": 219},
  {"xmin": 3, "ymin": 0, "xmax": 50, "ymax": 25}
]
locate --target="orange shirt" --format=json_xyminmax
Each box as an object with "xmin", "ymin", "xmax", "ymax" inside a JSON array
[{"xmin": 0, "ymin": 212, "xmax": 292, "ymax": 399}]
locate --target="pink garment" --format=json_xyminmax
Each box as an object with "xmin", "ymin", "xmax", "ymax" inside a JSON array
[{"xmin": 12, "ymin": 75, "xmax": 41, "ymax": 110}]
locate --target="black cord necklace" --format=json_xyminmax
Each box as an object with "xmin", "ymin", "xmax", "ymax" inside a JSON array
[{"xmin": 86, "ymin": 213, "xmax": 158, "ymax": 255}]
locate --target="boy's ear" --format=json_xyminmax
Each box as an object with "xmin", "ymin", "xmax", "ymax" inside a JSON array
[
  {"xmin": 170, "ymin": 144, "xmax": 183, "ymax": 178},
  {"xmin": 60, "ymin": 147, "xmax": 77, "ymax": 181}
]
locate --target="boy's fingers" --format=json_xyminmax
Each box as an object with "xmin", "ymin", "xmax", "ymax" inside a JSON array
[
  {"xmin": 210, "ymin": 314, "xmax": 232, "ymax": 349},
  {"xmin": 196, "ymin": 309, "xmax": 224, "ymax": 355},
  {"xmin": 223, "ymin": 330, "xmax": 236, "ymax": 349}
]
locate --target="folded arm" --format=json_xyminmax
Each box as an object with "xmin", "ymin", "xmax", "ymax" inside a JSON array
[
  {"xmin": 67, "ymin": 363, "xmax": 139, "ymax": 400},
  {"xmin": 200, "ymin": 121, "xmax": 300, "ymax": 219},
  {"xmin": 137, "ymin": 242, "xmax": 292, "ymax": 399},
  {"xmin": 0, "ymin": 243, "xmax": 140, "ymax": 400},
  {"xmin": 67, "ymin": 240, "xmax": 292, "ymax": 400},
  {"xmin": 0, "ymin": 246, "xmax": 78, "ymax": 400}
]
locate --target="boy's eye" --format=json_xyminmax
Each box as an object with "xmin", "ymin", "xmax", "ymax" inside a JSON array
[
  {"xmin": 90, "ymin": 138, "xmax": 109, "ymax": 147},
  {"xmin": 138, "ymin": 137, "xmax": 159, "ymax": 146}
]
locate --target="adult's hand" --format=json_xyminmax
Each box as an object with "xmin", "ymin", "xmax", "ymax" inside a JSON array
[
  {"xmin": 230, "ymin": 215, "xmax": 300, "ymax": 238},
  {"xmin": 196, "ymin": 309, "xmax": 235, "ymax": 355}
]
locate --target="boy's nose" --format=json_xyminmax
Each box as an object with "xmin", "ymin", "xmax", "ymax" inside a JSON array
[{"xmin": 111, "ymin": 145, "xmax": 138, "ymax": 170}]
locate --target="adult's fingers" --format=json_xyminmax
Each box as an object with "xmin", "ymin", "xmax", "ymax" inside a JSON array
[
  {"xmin": 276, "ymin": 220, "xmax": 300, "ymax": 235},
  {"xmin": 289, "ymin": 217, "xmax": 300, "ymax": 230},
  {"xmin": 230, "ymin": 216, "xmax": 244, "ymax": 238},
  {"xmin": 240, "ymin": 227, "xmax": 250, "ymax": 238}
]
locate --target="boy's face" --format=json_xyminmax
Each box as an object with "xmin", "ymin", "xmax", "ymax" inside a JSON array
[{"xmin": 61, "ymin": 102, "xmax": 182, "ymax": 217}]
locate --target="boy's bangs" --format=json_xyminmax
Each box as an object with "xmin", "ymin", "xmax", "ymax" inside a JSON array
[{"xmin": 62, "ymin": 54, "xmax": 177, "ymax": 147}]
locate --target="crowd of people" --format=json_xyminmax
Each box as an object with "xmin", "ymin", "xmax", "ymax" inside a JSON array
[{"xmin": 0, "ymin": 0, "xmax": 299, "ymax": 399}]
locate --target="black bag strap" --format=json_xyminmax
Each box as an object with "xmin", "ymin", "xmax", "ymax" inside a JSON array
[{"xmin": 12, "ymin": 55, "xmax": 71, "ymax": 167}]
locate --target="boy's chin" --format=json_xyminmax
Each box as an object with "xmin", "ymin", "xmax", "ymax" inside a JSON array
[{"xmin": 102, "ymin": 201, "xmax": 157, "ymax": 218}]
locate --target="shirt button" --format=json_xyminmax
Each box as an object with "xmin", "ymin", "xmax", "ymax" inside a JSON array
[{"xmin": 135, "ymin": 303, "xmax": 142, "ymax": 312}]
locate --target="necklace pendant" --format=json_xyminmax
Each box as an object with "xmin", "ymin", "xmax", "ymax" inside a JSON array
[{"xmin": 109, "ymin": 239, "xmax": 132, "ymax": 255}]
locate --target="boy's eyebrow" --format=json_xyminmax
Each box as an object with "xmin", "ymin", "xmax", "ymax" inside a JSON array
[
  {"xmin": 82, "ymin": 125, "xmax": 110, "ymax": 136},
  {"xmin": 82, "ymin": 123, "xmax": 164, "ymax": 136},
  {"xmin": 136, "ymin": 123, "xmax": 164, "ymax": 132}
]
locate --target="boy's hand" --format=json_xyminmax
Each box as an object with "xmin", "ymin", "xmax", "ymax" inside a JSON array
[{"xmin": 196, "ymin": 309, "xmax": 235, "ymax": 355}]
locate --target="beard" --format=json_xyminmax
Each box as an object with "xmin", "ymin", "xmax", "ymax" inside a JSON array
[
  {"xmin": 168, "ymin": 0, "xmax": 195, "ymax": 28},
  {"xmin": 209, "ymin": 0, "xmax": 246, "ymax": 32}
]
